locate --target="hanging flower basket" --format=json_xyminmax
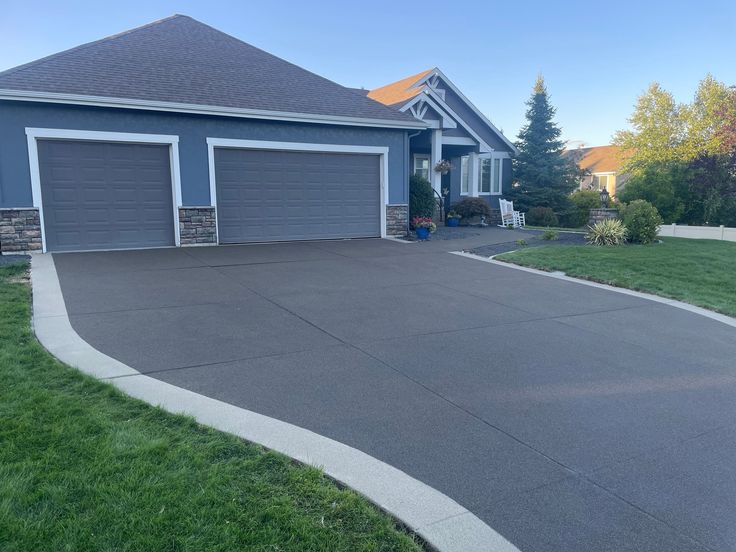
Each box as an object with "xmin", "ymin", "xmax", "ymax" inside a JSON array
[{"xmin": 434, "ymin": 159, "xmax": 452, "ymax": 175}]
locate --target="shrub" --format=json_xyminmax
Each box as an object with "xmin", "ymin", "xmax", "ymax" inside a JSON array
[
  {"xmin": 450, "ymin": 198, "xmax": 491, "ymax": 221},
  {"xmin": 409, "ymin": 175, "xmax": 435, "ymax": 220},
  {"xmin": 541, "ymin": 229, "xmax": 559, "ymax": 241},
  {"xmin": 586, "ymin": 219, "xmax": 628, "ymax": 246},
  {"xmin": 526, "ymin": 206, "xmax": 559, "ymax": 227},
  {"xmin": 515, "ymin": 239, "xmax": 528, "ymax": 246},
  {"xmin": 618, "ymin": 162, "xmax": 687, "ymax": 223},
  {"xmin": 567, "ymin": 190, "xmax": 602, "ymax": 227},
  {"xmin": 620, "ymin": 200, "xmax": 662, "ymax": 244}
]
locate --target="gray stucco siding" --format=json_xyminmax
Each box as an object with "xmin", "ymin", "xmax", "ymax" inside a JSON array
[{"xmin": 0, "ymin": 101, "xmax": 410, "ymax": 208}]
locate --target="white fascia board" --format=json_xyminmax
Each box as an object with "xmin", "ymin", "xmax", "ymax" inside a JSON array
[
  {"xmin": 424, "ymin": 88, "xmax": 493, "ymax": 153},
  {"xmin": 443, "ymin": 136, "xmax": 477, "ymax": 146},
  {"xmin": 399, "ymin": 94, "xmax": 457, "ymax": 129},
  {"xmin": 1, "ymin": 89, "xmax": 427, "ymax": 130},
  {"xmin": 420, "ymin": 69, "xmax": 519, "ymax": 155}
]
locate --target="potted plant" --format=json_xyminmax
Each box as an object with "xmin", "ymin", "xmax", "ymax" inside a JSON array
[
  {"xmin": 412, "ymin": 217, "xmax": 436, "ymax": 240},
  {"xmin": 434, "ymin": 159, "xmax": 452, "ymax": 175},
  {"xmin": 446, "ymin": 210, "xmax": 461, "ymax": 227}
]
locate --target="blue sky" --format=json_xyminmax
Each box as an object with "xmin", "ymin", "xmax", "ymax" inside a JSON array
[{"xmin": 1, "ymin": 0, "xmax": 734, "ymax": 146}]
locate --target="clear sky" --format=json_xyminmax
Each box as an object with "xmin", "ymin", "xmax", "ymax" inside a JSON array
[{"xmin": 1, "ymin": 0, "xmax": 734, "ymax": 146}]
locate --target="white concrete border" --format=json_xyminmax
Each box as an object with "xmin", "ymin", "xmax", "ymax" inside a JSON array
[
  {"xmin": 451, "ymin": 250, "xmax": 736, "ymax": 329},
  {"xmin": 29, "ymin": 253, "xmax": 519, "ymax": 552}
]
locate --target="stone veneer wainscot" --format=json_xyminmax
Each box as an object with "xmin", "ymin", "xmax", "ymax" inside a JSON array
[
  {"xmin": 386, "ymin": 204, "xmax": 408, "ymax": 236},
  {"xmin": 179, "ymin": 207, "xmax": 217, "ymax": 245},
  {"xmin": 0, "ymin": 208, "xmax": 42, "ymax": 253}
]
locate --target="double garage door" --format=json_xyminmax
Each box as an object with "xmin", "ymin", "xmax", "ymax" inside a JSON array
[{"xmin": 37, "ymin": 139, "xmax": 381, "ymax": 252}]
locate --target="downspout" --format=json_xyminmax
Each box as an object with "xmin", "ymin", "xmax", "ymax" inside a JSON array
[{"xmin": 404, "ymin": 130, "xmax": 423, "ymax": 234}]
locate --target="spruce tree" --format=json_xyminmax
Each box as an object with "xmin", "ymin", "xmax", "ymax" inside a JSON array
[{"xmin": 509, "ymin": 76, "xmax": 579, "ymax": 214}]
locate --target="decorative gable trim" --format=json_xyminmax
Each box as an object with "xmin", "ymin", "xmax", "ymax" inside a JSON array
[
  {"xmin": 399, "ymin": 94, "xmax": 457, "ymax": 129},
  {"xmin": 411, "ymin": 69, "xmax": 519, "ymax": 154}
]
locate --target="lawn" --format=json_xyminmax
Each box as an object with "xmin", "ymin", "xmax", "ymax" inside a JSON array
[
  {"xmin": 496, "ymin": 237, "xmax": 736, "ymax": 317},
  {"xmin": 0, "ymin": 262, "xmax": 422, "ymax": 552}
]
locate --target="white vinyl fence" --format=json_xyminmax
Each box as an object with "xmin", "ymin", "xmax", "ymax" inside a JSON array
[{"xmin": 658, "ymin": 223, "xmax": 736, "ymax": 242}]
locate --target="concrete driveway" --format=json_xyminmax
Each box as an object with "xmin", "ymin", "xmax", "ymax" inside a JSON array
[{"xmin": 53, "ymin": 233, "xmax": 736, "ymax": 552}]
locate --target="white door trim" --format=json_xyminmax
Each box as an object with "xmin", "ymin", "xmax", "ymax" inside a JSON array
[
  {"xmin": 25, "ymin": 128, "xmax": 182, "ymax": 253},
  {"xmin": 206, "ymin": 138, "xmax": 389, "ymax": 241}
]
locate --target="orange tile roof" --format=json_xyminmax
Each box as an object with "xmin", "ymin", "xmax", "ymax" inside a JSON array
[
  {"xmin": 367, "ymin": 68, "xmax": 434, "ymax": 106},
  {"xmin": 564, "ymin": 145, "xmax": 632, "ymax": 173}
]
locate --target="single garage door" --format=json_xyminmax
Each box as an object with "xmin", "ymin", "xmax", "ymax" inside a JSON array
[
  {"xmin": 214, "ymin": 148, "xmax": 381, "ymax": 243},
  {"xmin": 38, "ymin": 139, "xmax": 175, "ymax": 252}
]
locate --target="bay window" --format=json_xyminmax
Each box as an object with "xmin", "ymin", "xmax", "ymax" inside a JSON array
[
  {"xmin": 460, "ymin": 156, "xmax": 469, "ymax": 194},
  {"xmin": 479, "ymin": 158, "xmax": 491, "ymax": 194},
  {"xmin": 492, "ymin": 158, "xmax": 502, "ymax": 194}
]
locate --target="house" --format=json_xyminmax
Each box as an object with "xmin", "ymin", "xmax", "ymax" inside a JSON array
[
  {"xmin": 368, "ymin": 70, "xmax": 517, "ymax": 217},
  {"xmin": 0, "ymin": 15, "xmax": 515, "ymax": 253},
  {"xmin": 564, "ymin": 145, "xmax": 631, "ymax": 197}
]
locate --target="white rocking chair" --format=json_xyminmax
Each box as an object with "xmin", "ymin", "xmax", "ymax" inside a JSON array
[{"xmin": 499, "ymin": 199, "xmax": 526, "ymax": 228}]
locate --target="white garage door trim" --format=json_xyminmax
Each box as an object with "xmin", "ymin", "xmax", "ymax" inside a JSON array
[
  {"xmin": 25, "ymin": 128, "xmax": 183, "ymax": 253},
  {"xmin": 206, "ymin": 138, "xmax": 389, "ymax": 244}
]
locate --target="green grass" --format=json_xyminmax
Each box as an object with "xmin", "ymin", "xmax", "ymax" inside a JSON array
[
  {"xmin": 496, "ymin": 237, "xmax": 736, "ymax": 317},
  {"xmin": 524, "ymin": 225, "xmax": 586, "ymax": 233},
  {"xmin": 0, "ymin": 262, "xmax": 422, "ymax": 552}
]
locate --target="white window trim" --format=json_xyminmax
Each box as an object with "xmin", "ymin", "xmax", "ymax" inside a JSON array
[
  {"xmin": 24, "ymin": 128, "xmax": 182, "ymax": 253},
  {"xmin": 412, "ymin": 153, "xmax": 431, "ymax": 180},
  {"xmin": 206, "ymin": 138, "xmax": 389, "ymax": 242},
  {"xmin": 460, "ymin": 156, "xmax": 470, "ymax": 196},
  {"xmin": 592, "ymin": 172, "xmax": 616, "ymax": 191},
  {"xmin": 478, "ymin": 155, "xmax": 492, "ymax": 195},
  {"xmin": 491, "ymin": 156, "xmax": 503, "ymax": 196}
]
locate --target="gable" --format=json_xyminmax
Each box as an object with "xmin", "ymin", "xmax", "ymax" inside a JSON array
[{"xmin": 368, "ymin": 68, "xmax": 517, "ymax": 153}]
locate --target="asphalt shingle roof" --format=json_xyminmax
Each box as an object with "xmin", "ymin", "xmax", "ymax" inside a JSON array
[
  {"xmin": 0, "ymin": 15, "xmax": 420, "ymax": 125},
  {"xmin": 367, "ymin": 69, "xmax": 434, "ymax": 108},
  {"xmin": 563, "ymin": 145, "xmax": 632, "ymax": 173}
]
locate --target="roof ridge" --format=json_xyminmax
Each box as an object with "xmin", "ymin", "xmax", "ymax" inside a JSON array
[
  {"xmin": 181, "ymin": 17, "xmax": 410, "ymax": 120},
  {"xmin": 0, "ymin": 14, "xmax": 184, "ymax": 79}
]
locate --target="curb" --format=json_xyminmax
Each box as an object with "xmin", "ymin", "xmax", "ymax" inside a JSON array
[
  {"xmin": 451, "ymin": 250, "xmax": 736, "ymax": 329},
  {"xmin": 29, "ymin": 253, "xmax": 520, "ymax": 552}
]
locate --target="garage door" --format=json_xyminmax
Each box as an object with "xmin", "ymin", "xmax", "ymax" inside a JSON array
[
  {"xmin": 214, "ymin": 148, "xmax": 381, "ymax": 243},
  {"xmin": 38, "ymin": 139, "xmax": 175, "ymax": 252}
]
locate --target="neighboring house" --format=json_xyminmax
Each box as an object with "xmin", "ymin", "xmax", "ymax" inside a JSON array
[
  {"xmin": 564, "ymin": 145, "xmax": 631, "ymax": 197},
  {"xmin": 367, "ymin": 70, "xmax": 517, "ymax": 216},
  {"xmin": 0, "ymin": 15, "xmax": 514, "ymax": 254}
]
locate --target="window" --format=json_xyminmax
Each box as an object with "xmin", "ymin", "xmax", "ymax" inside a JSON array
[
  {"xmin": 460, "ymin": 156, "xmax": 469, "ymax": 194},
  {"xmin": 593, "ymin": 174, "xmax": 614, "ymax": 193},
  {"xmin": 413, "ymin": 155, "xmax": 430, "ymax": 181},
  {"xmin": 492, "ymin": 158, "xmax": 502, "ymax": 194},
  {"xmin": 479, "ymin": 158, "xmax": 491, "ymax": 194}
]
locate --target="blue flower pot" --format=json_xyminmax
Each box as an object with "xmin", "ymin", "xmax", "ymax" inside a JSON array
[
  {"xmin": 446, "ymin": 217, "xmax": 460, "ymax": 227},
  {"xmin": 415, "ymin": 227, "xmax": 430, "ymax": 240}
]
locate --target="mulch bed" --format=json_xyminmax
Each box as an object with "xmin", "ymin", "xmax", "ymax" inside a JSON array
[{"xmin": 469, "ymin": 230, "xmax": 587, "ymax": 257}]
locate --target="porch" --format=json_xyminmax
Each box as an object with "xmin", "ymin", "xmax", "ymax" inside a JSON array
[{"xmin": 409, "ymin": 128, "xmax": 510, "ymax": 221}]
